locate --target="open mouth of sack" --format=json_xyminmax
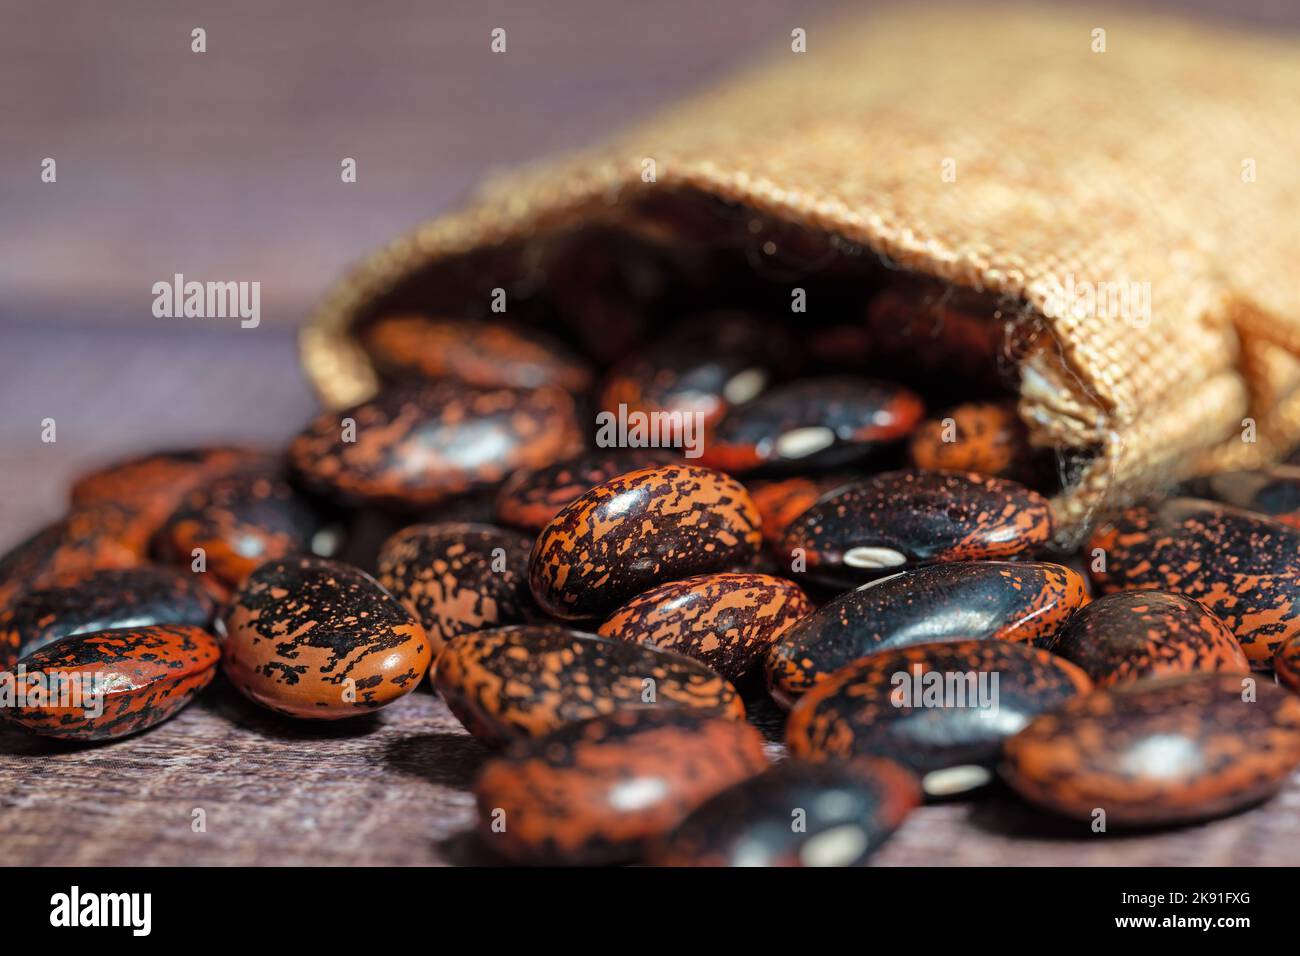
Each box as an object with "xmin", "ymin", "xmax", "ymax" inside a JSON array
[{"xmin": 306, "ymin": 185, "xmax": 1113, "ymax": 543}]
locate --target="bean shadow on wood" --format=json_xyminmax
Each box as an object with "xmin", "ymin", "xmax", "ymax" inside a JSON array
[
  {"xmin": 382, "ymin": 731, "xmax": 490, "ymax": 791},
  {"xmin": 435, "ymin": 828, "xmax": 519, "ymax": 867},
  {"xmin": 962, "ymin": 781, "xmax": 1232, "ymax": 842},
  {"xmin": 964, "ymin": 788, "xmax": 1104, "ymax": 842},
  {"xmin": 0, "ymin": 723, "xmax": 112, "ymax": 756},
  {"xmin": 388, "ymin": 729, "xmax": 503, "ymax": 864}
]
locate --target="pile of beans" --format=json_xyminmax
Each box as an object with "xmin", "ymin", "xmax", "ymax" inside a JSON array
[{"xmin": 5, "ymin": 286, "xmax": 1300, "ymax": 867}]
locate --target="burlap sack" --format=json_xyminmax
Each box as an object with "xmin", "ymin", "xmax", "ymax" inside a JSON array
[{"xmin": 300, "ymin": 4, "xmax": 1300, "ymax": 543}]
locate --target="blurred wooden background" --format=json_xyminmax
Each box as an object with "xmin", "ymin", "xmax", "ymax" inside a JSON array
[
  {"xmin": 3, "ymin": 0, "xmax": 1300, "ymax": 866},
  {"xmin": 3, "ymin": 0, "xmax": 861, "ymax": 544}
]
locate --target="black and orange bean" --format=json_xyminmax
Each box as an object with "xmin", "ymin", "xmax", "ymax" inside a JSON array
[
  {"xmin": 649, "ymin": 758, "xmax": 920, "ymax": 867},
  {"xmin": 908, "ymin": 400, "xmax": 1042, "ymax": 483},
  {"xmin": 703, "ymin": 376, "xmax": 924, "ymax": 474},
  {"xmin": 597, "ymin": 312, "xmax": 790, "ymax": 435},
  {"xmin": 528, "ymin": 463, "xmax": 762, "ymax": 620},
  {"xmin": 493, "ymin": 449, "xmax": 676, "ymax": 533},
  {"xmin": 153, "ymin": 462, "xmax": 327, "ymax": 588},
  {"xmin": 223, "ymin": 556, "xmax": 431, "ymax": 719},
  {"xmin": 598, "ymin": 572, "xmax": 813, "ymax": 680},
  {"xmin": 376, "ymin": 522, "xmax": 536, "ymax": 656},
  {"xmin": 361, "ymin": 314, "xmax": 592, "ymax": 392},
  {"xmin": 766, "ymin": 561, "xmax": 1089, "ymax": 707},
  {"xmin": 433, "ymin": 625, "xmax": 744, "ymax": 747},
  {"xmin": 786, "ymin": 639, "xmax": 1091, "ymax": 795},
  {"xmin": 289, "ymin": 382, "xmax": 583, "ymax": 508}
]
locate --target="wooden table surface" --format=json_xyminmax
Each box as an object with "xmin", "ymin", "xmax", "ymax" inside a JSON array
[{"xmin": 3, "ymin": 0, "xmax": 1300, "ymax": 866}]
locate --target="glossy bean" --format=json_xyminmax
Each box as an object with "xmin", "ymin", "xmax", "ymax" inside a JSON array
[
  {"xmin": 780, "ymin": 470, "xmax": 1053, "ymax": 589},
  {"xmin": 475, "ymin": 709, "xmax": 768, "ymax": 864},
  {"xmin": 786, "ymin": 639, "xmax": 1091, "ymax": 796},
  {"xmin": 4, "ymin": 624, "xmax": 220, "ymax": 740},
  {"xmin": 1042, "ymin": 590, "xmax": 1249, "ymax": 686},
  {"xmin": 766, "ymin": 561, "xmax": 1089, "ymax": 707},
  {"xmin": 223, "ymin": 557, "xmax": 431, "ymax": 719},
  {"xmin": 598, "ymin": 572, "xmax": 813, "ymax": 680}
]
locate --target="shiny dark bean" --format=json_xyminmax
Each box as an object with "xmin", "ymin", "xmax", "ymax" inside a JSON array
[
  {"xmin": 1089, "ymin": 498, "xmax": 1300, "ymax": 665},
  {"xmin": 780, "ymin": 470, "xmax": 1053, "ymax": 589},
  {"xmin": 597, "ymin": 312, "xmax": 790, "ymax": 435},
  {"xmin": 650, "ymin": 759, "xmax": 920, "ymax": 867},
  {"xmin": 786, "ymin": 639, "xmax": 1091, "ymax": 796},
  {"xmin": 704, "ymin": 377, "xmax": 923, "ymax": 474}
]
